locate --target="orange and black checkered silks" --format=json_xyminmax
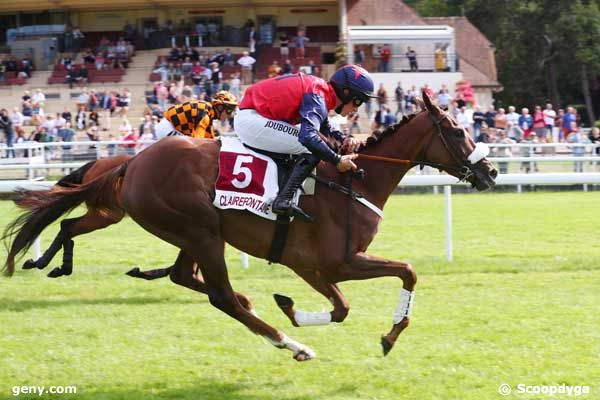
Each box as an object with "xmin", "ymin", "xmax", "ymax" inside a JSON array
[{"xmin": 163, "ymin": 101, "xmax": 215, "ymax": 139}]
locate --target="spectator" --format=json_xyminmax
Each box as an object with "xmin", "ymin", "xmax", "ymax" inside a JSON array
[
  {"xmin": 562, "ymin": 107, "xmax": 577, "ymax": 143},
  {"xmin": 181, "ymin": 57, "xmax": 193, "ymax": 80},
  {"xmin": 0, "ymin": 108, "xmax": 15, "ymax": 158},
  {"xmin": 456, "ymin": 107, "xmax": 470, "ymax": 135},
  {"xmin": 207, "ymin": 20, "xmax": 219, "ymax": 46},
  {"xmin": 115, "ymin": 89, "xmax": 132, "ymax": 116},
  {"xmin": 484, "ymin": 105, "xmax": 496, "ymax": 128},
  {"xmin": 494, "ymin": 108, "xmax": 507, "ymax": 131},
  {"xmin": 86, "ymin": 123, "xmax": 100, "ymax": 142},
  {"xmin": 406, "ymin": 46, "xmax": 418, "ymax": 71},
  {"xmin": 237, "ymin": 51, "xmax": 256, "ymax": 85},
  {"xmin": 121, "ymin": 127, "xmax": 138, "ymax": 156},
  {"xmin": 376, "ymin": 83, "xmax": 388, "ymax": 111},
  {"xmin": 248, "ymin": 26, "xmax": 257, "ymax": 56},
  {"xmin": 82, "ymin": 50, "xmax": 95, "ymax": 64},
  {"xmin": 9, "ymin": 107, "xmax": 25, "ymax": 130},
  {"xmin": 347, "ymin": 112, "xmax": 360, "ymax": 135},
  {"xmin": 437, "ymin": 86, "xmax": 452, "ymax": 112},
  {"xmin": 61, "ymin": 106, "xmax": 72, "ymax": 124},
  {"xmin": 195, "ymin": 21, "xmax": 206, "ymax": 47},
  {"xmin": 123, "ymin": 21, "xmax": 136, "ymax": 42},
  {"xmin": 89, "ymin": 110, "xmax": 100, "ymax": 127},
  {"xmin": 379, "ymin": 44, "xmax": 391, "ymax": 72},
  {"xmin": 75, "ymin": 106, "xmax": 87, "ymax": 130},
  {"xmin": 532, "ymin": 105, "xmax": 546, "ymax": 140},
  {"xmin": 394, "ymin": 82, "xmax": 405, "ymax": 116},
  {"xmin": 156, "ymin": 82, "xmax": 169, "ymax": 111},
  {"xmin": 505, "ymin": 121, "xmax": 523, "ymax": 142},
  {"xmin": 518, "ymin": 107, "xmax": 533, "ymax": 139},
  {"xmin": 383, "ymin": 104, "xmax": 397, "ymax": 128},
  {"xmin": 76, "ymin": 88, "xmax": 90, "ymax": 110},
  {"xmin": 31, "ymin": 102, "xmax": 44, "ymax": 126},
  {"xmin": 210, "ymin": 62, "xmax": 222, "ymax": 95},
  {"xmin": 32, "ymin": 89, "xmax": 46, "ymax": 109},
  {"xmin": 88, "ymin": 89, "xmax": 99, "ymax": 111},
  {"xmin": 588, "ymin": 127, "xmax": 600, "ymax": 155},
  {"xmin": 223, "ymin": 48, "xmax": 234, "ymax": 66},
  {"xmin": 268, "ymin": 60, "xmax": 281, "ymax": 78},
  {"xmin": 282, "ymin": 59, "xmax": 293, "ymax": 74},
  {"xmin": 21, "ymin": 99, "xmax": 33, "ymax": 124},
  {"xmin": 280, "ymin": 34, "xmax": 290, "ymax": 58},
  {"xmin": 54, "ymin": 112, "xmax": 66, "ymax": 133},
  {"xmin": 168, "ymin": 46, "xmax": 181, "ymax": 62},
  {"xmin": 57, "ymin": 122, "xmax": 75, "ymax": 150},
  {"xmin": 354, "ymin": 46, "xmax": 364, "ymax": 65},
  {"xmin": 153, "ymin": 62, "xmax": 169, "ymax": 83},
  {"xmin": 472, "ymin": 106, "xmax": 485, "ymax": 138},
  {"xmin": 543, "ymin": 103, "xmax": 557, "ymax": 142},
  {"xmin": 434, "ymin": 46, "xmax": 447, "ymax": 71},
  {"xmin": 506, "ymin": 105, "xmax": 519, "ymax": 128},
  {"xmin": 229, "ymin": 73, "xmax": 241, "ymax": 98},
  {"xmin": 294, "ymin": 31, "xmax": 310, "ymax": 59},
  {"xmin": 567, "ymin": 125, "xmax": 590, "ymax": 172},
  {"xmin": 493, "ymin": 130, "xmax": 514, "ymax": 174},
  {"xmin": 95, "ymin": 53, "xmax": 105, "ymax": 71},
  {"xmin": 72, "ymin": 26, "xmax": 84, "ymax": 53}
]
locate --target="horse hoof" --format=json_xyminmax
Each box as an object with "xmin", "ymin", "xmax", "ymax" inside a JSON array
[
  {"xmin": 381, "ymin": 335, "xmax": 394, "ymax": 356},
  {"xmin": 47, "ymin": 267, "xmax": 63, "ymax": 278},
  {"xmin": 273, "ymin": 293, "xmax": 294, "ymax": 309},
  {"xmin": 22, "ymin": 259, "xmax": 38, "ymax": 270},
  {"xmin": 294, "ymin": 349, "xmax": 315, "ymax": 362},
  {"xmin": 126, "ymin": 267, "xmax": 141, "ymax": 277}
]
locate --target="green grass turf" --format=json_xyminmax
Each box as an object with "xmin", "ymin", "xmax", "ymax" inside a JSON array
[{"xmin": 0, "ymin": 192, "xmax": 598, "ymax": 400}]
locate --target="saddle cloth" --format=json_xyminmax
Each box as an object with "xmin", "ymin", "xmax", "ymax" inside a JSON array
[{"xmin": 214, "ymin": 136, "xmax": 313, "ymax": 220}]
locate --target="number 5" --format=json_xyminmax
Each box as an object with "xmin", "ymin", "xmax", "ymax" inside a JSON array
[{"xmin": 231, "ymin": 155, "xmax": 253, "ymax": 189}]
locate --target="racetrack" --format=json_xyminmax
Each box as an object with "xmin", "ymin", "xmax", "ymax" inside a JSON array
[{"xmin": 1, "ymin": 192, "xmax": 598, "ymax": 399}]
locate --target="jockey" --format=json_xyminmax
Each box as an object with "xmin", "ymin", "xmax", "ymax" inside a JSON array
[
  {"xmin": 235, "ymin": 64, "xmax": 376, "ymax": 221},
  {"xmin": 155, "ymin": 90, "xmax": 238, "ymax": 139}
]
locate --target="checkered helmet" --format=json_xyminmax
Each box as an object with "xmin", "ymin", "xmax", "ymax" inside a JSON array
[{"xmin": 211, "ymin": 91, "xmax": 238, "ymax": 107}]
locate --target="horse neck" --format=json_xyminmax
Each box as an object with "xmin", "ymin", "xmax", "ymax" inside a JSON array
[{"xmin": 359, "ymin": 113, "xmax": 434, "ymax": 207}]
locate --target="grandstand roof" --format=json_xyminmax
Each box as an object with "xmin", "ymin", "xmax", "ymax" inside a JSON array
[{"xmin": 0, "ymin": 0, "xmax": 334, "ymax": 12}]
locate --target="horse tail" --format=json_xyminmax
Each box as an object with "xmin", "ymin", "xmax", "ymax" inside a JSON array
[
  {"xmin": 2, "ymin": 162, "xmax": 129, "ymax": 276},
  {"xmin": 56, "ymin": 160, "xmax": 97, "ymax": 187}
]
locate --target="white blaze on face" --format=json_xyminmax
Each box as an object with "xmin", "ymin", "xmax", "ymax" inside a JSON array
[{"xmin": 467, "ymin": 142, "xmax": 490, "ymax": 164}]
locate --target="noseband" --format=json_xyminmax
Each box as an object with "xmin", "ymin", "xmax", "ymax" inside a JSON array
[{"xmin": 416, "ymin": 112, "xmax": 480, "ymax": 182}]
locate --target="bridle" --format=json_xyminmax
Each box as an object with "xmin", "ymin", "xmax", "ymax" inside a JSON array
[{"xmin": 356, "ymin": 110, "xmax": 480, "ymax": 182}]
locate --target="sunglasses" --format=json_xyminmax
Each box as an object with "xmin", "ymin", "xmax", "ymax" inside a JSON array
[{"xmin": 352, "ymin": 98, "xmax": 364, "ymax": 107}]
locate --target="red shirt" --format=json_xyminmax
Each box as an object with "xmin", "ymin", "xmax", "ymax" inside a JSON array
[{"xmin": 240, "ymin": 73, "xmax": 337, "ymax": 125}]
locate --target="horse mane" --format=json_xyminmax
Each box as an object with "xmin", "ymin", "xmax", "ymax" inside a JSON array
[{"xmin": 359, "ymin": 112, "xmax": 421, "ymax": 152}]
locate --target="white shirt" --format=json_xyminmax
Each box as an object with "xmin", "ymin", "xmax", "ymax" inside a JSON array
[
  {"xmin": 32, "ymin": 93, "xmax": 46, "ymax": 104},
  {"xmin": 10, "ymin": 111, "xmax": 24, "ymax": 126},
  {"xmin": 543, "ymin": 109, "xmax": 556, "ymax": 126},
  {"xmin": 237, "ymin": 56, "xmax": 256, "ymax": 69},
  {"xmin": 456, "ymin": 112, "xmax": 470, "ymax": 129},
  {"xmin": 506, "ymin": 112, "xmax": 520, "ymax": 126}
]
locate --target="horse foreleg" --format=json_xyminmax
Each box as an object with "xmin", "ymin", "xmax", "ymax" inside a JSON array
[
  {"xmin": 186, "ymin": 236, "xmax": 314, "ymax": 361},
  {"xmin": 335, "ymin": 252, "xmax": 417, "ymax": 356},
  {"xmin": 274, "ymin": 269, "xmax": 349, "ymax": 327},
  {"xmin": 23, "ymin": 217, "xmax": 80, "ymax": 272}
]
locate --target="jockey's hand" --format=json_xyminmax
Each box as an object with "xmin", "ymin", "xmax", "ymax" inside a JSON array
[
  {"xmin": 342, "ymin": 136, "xmax": 365, "ymax": 153},
  {"xmin": 337, "ymin": 154, "xmax": 358, "ymax": 173}
]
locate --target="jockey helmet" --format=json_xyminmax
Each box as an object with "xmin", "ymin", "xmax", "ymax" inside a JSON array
[
  {"xmin": 211, "ymin": 90, "xmax": 239, "ymax": 107},
  {"xmin": 329, "ymin": 65, "xmax": 376, "ymax": 105}
]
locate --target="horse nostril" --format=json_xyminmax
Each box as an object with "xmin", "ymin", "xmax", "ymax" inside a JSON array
[{"xmin": 490, "ymin": 168, "xmax": 498, "ymax": 179}]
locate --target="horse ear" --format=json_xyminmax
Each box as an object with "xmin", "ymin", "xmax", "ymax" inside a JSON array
[{"xmin": 422, "ymin": 90, "xmax": 437, "ymax": 114}]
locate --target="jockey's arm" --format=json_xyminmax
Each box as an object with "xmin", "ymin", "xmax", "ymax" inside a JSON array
[
  {"xmin": 192, "ymin": 114, "xmax": 214, "ymax": 139},
  {"xmin": 298, "ymin": 94, "xmax": 342, "ymax": 165}
]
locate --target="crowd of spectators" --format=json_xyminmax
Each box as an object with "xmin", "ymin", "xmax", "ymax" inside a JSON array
[{"xmin": 0, "ymin": 54, "xmax": 34, "ymax": 81}]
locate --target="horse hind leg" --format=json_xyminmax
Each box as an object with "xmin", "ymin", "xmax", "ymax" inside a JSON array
[
  {"xmin": 47, "ymin": 209, "xmax": 124, "ymax": 278},
  {"xmin": 23, "ymin": 217, "xmax": 80, "ymax": 272}
]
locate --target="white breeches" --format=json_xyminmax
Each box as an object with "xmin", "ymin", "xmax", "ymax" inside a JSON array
[{"xmin": 234, "ymin": 109, "xmax": 308, "ymax": 155}]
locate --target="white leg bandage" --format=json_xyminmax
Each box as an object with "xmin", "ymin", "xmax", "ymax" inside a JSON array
[
  {"xmin": 294, "ymin": 310, "xmax": 331, "ymax": 326},
  {"xmin": 393, "ymin": 288, "xmax": 415, "ymax": 324},
  {"xmin": 264, "ymin": 334, "xmax": 316, "ymax": 359}
]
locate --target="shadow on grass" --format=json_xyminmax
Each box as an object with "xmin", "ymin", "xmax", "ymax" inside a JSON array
[
  {"xmin": 0, "ymin": 381, "xmax": 315, "ymax": 400},
  {"xmin": 1, "ymin": 296, "xmax": 207, "ymax": 312}
]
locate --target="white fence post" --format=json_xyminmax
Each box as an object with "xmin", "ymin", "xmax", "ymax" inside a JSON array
[
  {"xmin": 241, "ymin": 252, "xmax": 249, "ymax": 269},
  {"xmin": 33, "ymin": 236, "xmax": 41, "ymax": 259},
  {"xmin": 444, "ymin": 185, "xmax": 453, "ymax": 262}
]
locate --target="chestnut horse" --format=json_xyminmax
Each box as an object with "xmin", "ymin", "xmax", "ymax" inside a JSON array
[{"xmin": 4, "ymin": 93, "xmax": 497, "ymax": 361}]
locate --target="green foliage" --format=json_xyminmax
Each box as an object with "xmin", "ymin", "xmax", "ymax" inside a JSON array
[
  {"xmin": 0, "ymin": 192, "xmax": 599, "ymax": 399},
  {"xmin": 405, "ymin": 0, "xmax": 600, "ymax": 114}
]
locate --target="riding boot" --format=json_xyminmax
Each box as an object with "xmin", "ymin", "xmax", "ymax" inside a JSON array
[{"xmin": 272, "ymin": 154, "xmax": 320, "ymax": 222}]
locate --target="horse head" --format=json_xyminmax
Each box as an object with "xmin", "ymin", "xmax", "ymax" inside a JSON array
[{"xmin": 421, "ymin": 90, "xmax": 497, "ymax": 191}]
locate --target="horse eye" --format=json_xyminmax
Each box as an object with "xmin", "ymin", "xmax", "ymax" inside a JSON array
[{"xmin": 454, "ymin": 129, "xmax": 465, "ymax": 138}]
